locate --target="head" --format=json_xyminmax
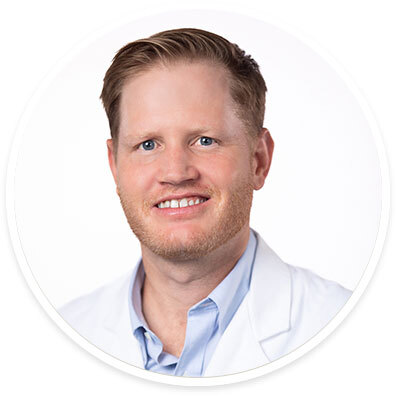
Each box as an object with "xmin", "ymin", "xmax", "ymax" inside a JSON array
[{"xmin": 101, "ymin": 28, "xmax": 274, "ymax": 261}]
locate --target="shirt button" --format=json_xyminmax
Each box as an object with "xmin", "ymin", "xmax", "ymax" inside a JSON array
[{"xmin": 144, "ymin": 332, "xmax": 152, "ymax": 341}]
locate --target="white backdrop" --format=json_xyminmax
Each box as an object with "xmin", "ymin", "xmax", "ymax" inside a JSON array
[{"xmin": 1, "ymin": 0, "xmax": 395, "ymax": 394}]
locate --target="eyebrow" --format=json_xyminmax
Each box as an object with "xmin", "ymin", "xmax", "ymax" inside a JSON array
[{"xmin": 120, "ymin": 133, "xmax": 161, "ymax": 144}]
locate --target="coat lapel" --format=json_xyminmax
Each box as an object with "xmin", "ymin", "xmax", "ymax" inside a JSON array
[
  {"xmin": 204, "ymin": 297, "xmax": 270, "ymax": 376},
  {"xmin": 205, "ymin": 232, "xmax": 292, "ymax": 376},
  {"xmin": 101, "ymin": 270, "xmax": 144, "ymax": 368}
]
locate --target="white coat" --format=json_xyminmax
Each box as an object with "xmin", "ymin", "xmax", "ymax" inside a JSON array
[{"xmin": 59, "ymin": 232, "xmax": 352, "ymax": 376}]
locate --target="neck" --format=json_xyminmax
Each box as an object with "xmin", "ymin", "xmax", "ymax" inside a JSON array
[{"xmin": 140, "ymin": 225, "xmax": 250, "ymax": 356}]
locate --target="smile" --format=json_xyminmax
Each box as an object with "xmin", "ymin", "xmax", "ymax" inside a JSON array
[{"xmin": 156, "ymin": 197, "xmax": 209, "ymax": 209}]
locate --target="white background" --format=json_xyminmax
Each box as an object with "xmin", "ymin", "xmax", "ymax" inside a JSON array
[{"xmin": 1, "ymin": 0, "xmax": 395, "ymax": 394}]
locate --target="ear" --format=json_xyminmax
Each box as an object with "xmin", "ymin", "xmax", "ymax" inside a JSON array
[
  {"xmin": 251, "ymin": 128, "xmax": 274, "ymax": 190},
  {"xmin": 107, "ymin": 139, "xmax": 120, "ymax": 196}
]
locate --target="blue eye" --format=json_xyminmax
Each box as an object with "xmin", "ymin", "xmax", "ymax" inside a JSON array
[
  {"xmin": 199, "ymin": 137, "xmax": 213, "ymax": 146},
  {"xmin": 141, "ymin": 140, "xmax": 156, "ymax": 150}
]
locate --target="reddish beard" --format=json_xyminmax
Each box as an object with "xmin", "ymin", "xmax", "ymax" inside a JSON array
[{"xmin": 118, "ymin": 179, "xmax": 254, "ymax": 262}]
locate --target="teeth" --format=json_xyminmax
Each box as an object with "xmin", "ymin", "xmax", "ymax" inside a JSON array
[
  {"xmin": 179, "ymin": 198, "xmax": 188, "ymax": 208},
  {"xmin": 157, "ymin": 197, "xmax": 207, "ymax": 208}
]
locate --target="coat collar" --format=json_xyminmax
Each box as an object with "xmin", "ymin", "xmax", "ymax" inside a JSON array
[{"xmin": 248, "ymin": 231, "xmax": 292, "ymax": 341}]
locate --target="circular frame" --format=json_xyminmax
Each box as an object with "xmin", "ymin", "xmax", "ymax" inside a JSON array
[{"xmin": 6, "ymin": 4, "xmax": 390, "ymax": 387}]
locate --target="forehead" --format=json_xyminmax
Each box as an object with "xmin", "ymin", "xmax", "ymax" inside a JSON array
[{"xmin": 118, "ymin": 61, "xmax": 242, "ymax": 136}]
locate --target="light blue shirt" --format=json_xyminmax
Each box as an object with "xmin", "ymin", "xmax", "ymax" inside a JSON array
[{"xmin": 128, "ymin": 229, "xmax": 258, "ymax": 377}]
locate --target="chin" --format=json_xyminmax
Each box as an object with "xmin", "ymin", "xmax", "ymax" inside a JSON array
[
  {"xmin": 138, "ymin": 219, "xmax": 248, "ymax": 262},
  {"xmin": 146, "ymin": 225, "xmax": 213, "ymax": 261}
]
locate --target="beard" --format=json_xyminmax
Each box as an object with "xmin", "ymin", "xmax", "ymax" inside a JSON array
[{"xmin": 118, "ymin": 177, "xmax": 254, "ymax": 262}]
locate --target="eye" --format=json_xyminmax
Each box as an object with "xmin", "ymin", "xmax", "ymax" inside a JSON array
[
  {"xmin": 139, "ymin": 140, "xmax": 156, "ymax": 151},
  {"xmin": 198, "ymin": 136, "xmax": 214, "ymax": 146}
]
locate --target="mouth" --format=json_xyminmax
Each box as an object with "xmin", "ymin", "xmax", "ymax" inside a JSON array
[{"xmin": 155, "ymin": 196, "xmax": 209, "ymax": 209}]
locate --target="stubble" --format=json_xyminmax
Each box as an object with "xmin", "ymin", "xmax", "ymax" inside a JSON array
[{"xmin": 118, "ymin": 177, "xmax": 254, "ymax": 262}]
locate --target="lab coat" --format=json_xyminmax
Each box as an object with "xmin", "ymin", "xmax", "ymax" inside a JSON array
[{"xmin": 59, "ymin": 232, "xmax": 352, "ymax": 376}]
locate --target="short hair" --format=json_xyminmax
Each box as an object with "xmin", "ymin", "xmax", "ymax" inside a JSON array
[{"xmin": 100, "ymin": 28, "xmax": 267, "ymax": 146}]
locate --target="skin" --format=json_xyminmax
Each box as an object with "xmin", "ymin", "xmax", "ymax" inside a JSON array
[{"xmin": 107, "ymin": 61, "xmax": 274, "ymax": 356}]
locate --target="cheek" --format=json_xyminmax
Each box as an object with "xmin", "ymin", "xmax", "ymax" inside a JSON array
[
  {"xmin": 204, "ymin": 156, "xmax": 250, "ymax": 190},
  {"xmin": 117, "ymin": 161, "xmax": 156, "ymax": 195}
]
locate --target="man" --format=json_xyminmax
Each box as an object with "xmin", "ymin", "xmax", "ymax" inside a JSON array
[{"xmin": 60, "ymin": 28, "xmax": 351, "ymax": 377}]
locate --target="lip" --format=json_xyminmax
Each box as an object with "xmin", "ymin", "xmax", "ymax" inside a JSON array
[{"xmin": 153, "ymin": 192, "xmax": 211, "ymax": 207}]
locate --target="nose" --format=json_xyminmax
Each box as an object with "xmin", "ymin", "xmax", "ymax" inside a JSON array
[{"xmin": 158, "ymin": 144, "xmax": 199, "ymax": 186}]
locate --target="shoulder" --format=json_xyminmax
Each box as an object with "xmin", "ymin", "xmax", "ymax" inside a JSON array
[
  {"xmin": 58, "ymin": 271, "xmax": 133, "ymax": 337},
  {"xmin": 249, "ymin": 231, "xmax": 352, "ymax": 360},
  {"xmin": 251, "ymin": 230, "xmax": 352, "ymax": 333},
  {"xmin": 253, "ymin": 230, "xmax": 352, "ymax": 304},
  {"xmin": 286, "ymin": 264, "xmax": 352, "ymax": 322}
]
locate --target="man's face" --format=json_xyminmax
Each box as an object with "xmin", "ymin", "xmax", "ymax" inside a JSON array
[{"xmin": 107, "ymin": 61, "xmax": 271, "ymax": 261}]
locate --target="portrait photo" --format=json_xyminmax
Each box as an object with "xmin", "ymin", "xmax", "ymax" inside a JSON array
[{"xmin": 7, "ymin": 8, "xmax": 387, "ymax": 385}]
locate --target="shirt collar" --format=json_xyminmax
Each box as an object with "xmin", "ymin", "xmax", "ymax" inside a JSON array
[
  {"xmin": 128, "ymin": 229, "xmax": 258, "ymax": 336},
  {"xmin": 206, "ymin": 229, "xmax": 257, "ymax": 333}
]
